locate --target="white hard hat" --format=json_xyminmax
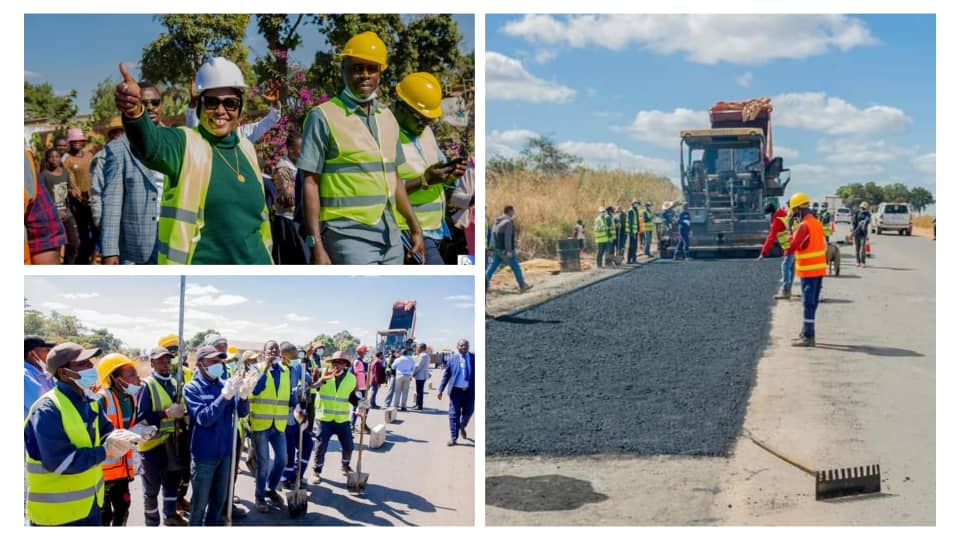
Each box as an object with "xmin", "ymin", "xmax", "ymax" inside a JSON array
[{"xmin": 195, "ymin": 57, "xmax": 247, "ymax": 93}]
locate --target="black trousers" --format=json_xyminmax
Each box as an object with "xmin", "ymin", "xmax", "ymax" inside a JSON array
[
  {"xmin": 415, "ymin": 379, "xmax": 426, "ymax": 409},
  {"xmin": 101, "ymin": 478, "xmax": 131, "ymax": 526}
]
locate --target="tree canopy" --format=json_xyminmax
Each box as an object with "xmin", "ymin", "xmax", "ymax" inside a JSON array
[
  {"xmin": 835, "ymin": 182, "xmax": 935, "ymax": 213},
  {"xmin": 24, "ymin": 81, "xmax": 77, "ymax": 125}
]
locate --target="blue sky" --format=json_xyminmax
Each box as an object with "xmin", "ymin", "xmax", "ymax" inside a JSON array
[
  {"xmin": 24, "ymin": 14, "xmax": 474, "ymax": 114},
  {"xmin": 25, "ymin": 276, "xmax": 475, "ymax": 352},
  {"xmin": 486, "ymin": 14, "xmax": 936, "ymax": 206}
]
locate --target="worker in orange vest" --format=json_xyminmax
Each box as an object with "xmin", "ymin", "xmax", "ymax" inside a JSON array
[
  {"xmin": 784, "ymin": 192, "xmax": 828, "ymax": 347},
  {"xmin": 96, "ymin": 353, "xmax": 142, "ymax": 526}
]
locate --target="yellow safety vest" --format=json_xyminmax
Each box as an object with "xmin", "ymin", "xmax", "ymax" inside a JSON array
[
  {"xmin": 157, "ymin": 128, "xmax": 272, "ymax": 264},
  {"xmin": 249, "ymin": 366, "xmax": 291, "ymax": 432},
  {"xmin": 642, "ymin": 209, "xmax": 655, "ymax": 231},
  {"xmin": 138, "ymin": 376, "xmax": 178, "ymax": 452},
  {"xmin": 394, "ymin": 126, "xmax": 444, "ymax": 231},
  {"xmin": 312, "ymin": 96, "xmax": 399, "ymax": 225},
  {"xmin": 594, "ymin": 214, "xmax": 610, "ymax": 243},
  {"xmin": 316, "ymin": 372, "xmax": 356, "ymax": 423},
  {"xmin": 25, "ymin": 388, "xmax": 104, "ymax": 525},
  {"xmin": 776, "ymin": 215, "xmax": 792, "ymax": 250}
]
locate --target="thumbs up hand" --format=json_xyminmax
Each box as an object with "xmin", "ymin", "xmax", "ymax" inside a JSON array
[{"xmin": 115, "ymin": 62, "xmax": 143, "ymax": 116}]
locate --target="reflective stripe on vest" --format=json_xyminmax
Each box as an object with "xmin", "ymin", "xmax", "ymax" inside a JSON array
[
  {"xmin": 100, "ymin": 388, "xmax": 135, "ymax": 481},
  {"xmin": 314, "ymin": 97, "xmax": 399, "ymax": 225},
  {"xmin": 25, "ymin": 388, "xmax": 104, "ymax": 525},
  {"xmin": 250, "ymin": 367, "xmax": 291, "ymax": 432},
  {"xmin": 594, "ymin": 214, "xmax": 610, "ymax": 243},
  {"xmin": 775, "ymin": 215, "xmax": 792, "ymax": 250},
  {"xmin": 157, "ymin": 128, "xmax": 271, "ymax": 264},
  {"xmin": 394, "ymin": 127, "xmax": 444, "ymax": 231},
  {"xmin": 795, "ymin": 214, "xmax": 828, "ymax": 277},
  {"xmin": 642, "ymin": 209, "xmax": 654, "ymax": 232},
  {"xmin": 138, "ymin": 377, "xmax": 176, "ymax": 452},
  {"xmin": 625, "ymin": 209, "xmax": 638, "ymax": 234},
  {"xmin": 316, "ymin": 372, "xmax": 356, "ymax": 423}
]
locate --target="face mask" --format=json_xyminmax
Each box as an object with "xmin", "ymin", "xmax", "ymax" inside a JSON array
[
  {"xmin": 170, "ymin": 356, "xmax": 180, "ymax": 366},
  {"xmin": 122, "ymin": 381, "xmax": 142, "ymax": 397},
  {"xmin": 70, "ymin": 367, "xmax": 99, "ymax": 389},
  {"xmin": 204, "ymin": 363, "xmax": 224, "ymax": 380},
  {"xmin": 290, "ymin": 360, "xmax": 301, "ymax": 370},
  {"xmin": 153, "ymin": 372, "xmax": 171, "ymax": 381},
  {"xmin": 30, "ymin": 351, "xmax": 47, "ymax": 370},
  {"xmin": 298, "ymin": 351, "xmax": 306, "ymax": 360},
  {"xmin": 342, "ymin": 73, "xmax": 376, "ymax": 103},
  {"xmin": 226, "ymin": 361, "xmax": 237, "ymax": 372}
]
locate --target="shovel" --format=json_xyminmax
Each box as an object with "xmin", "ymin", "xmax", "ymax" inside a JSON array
[
  {"xmin": 288, "ymin": 364, "xmax": 309, "ymax": 517},
  {"xmin": 746, "ymin": 430, "xmax": 881, "ymax": 500},
  {"xmin": 346, "ymin": 407, "xmax": 369, "ymax": 495}
]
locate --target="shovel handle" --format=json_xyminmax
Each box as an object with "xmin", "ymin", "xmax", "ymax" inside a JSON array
[{"xmin": 746, "ymin": 431, "xmax": 817, "ymax": 477}]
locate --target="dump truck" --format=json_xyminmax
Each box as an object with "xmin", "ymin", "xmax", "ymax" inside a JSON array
[
  {"xmin": 376, "ymin": 300, "xmax": 417, "ymax": 356},
  {"xmin": 663, "ymin": 98, "xmax": 790, "ymax": 257}
]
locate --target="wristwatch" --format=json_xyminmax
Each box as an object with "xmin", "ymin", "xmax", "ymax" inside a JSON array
[{"xmin": 305, "ymin": 234, "xmax": 321, "ymax": 248}]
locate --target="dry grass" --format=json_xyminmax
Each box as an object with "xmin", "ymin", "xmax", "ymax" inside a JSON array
[
  {"xmin": 914, "ymin": 215, "xmax": 934, "ymax": 229},
  {"xmin": 487, "ymin": 169, "xmax": 680, "ymax": 258}
]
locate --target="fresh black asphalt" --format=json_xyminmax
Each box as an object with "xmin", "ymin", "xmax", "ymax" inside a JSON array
[{"xmin": 486, "ymin": 259, "xmax": 781, "ymax": 457}]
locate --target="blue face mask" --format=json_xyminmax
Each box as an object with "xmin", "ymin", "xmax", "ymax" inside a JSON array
[
  {"xmin": 122, "ymin": 381, "xmax": 142, "ymax": 397},
  {"xmin": 71, "ymin": 367, "xmax": 99, "ymax": 389},
  {"xmin": 290, "ymin": 360, "xmax": 301, "ymax": 370},
  {"xmin": 205, "ymin": 363, "xmax": 224, "ymax": 380},
  {"xmin": 298, "ymin": 351, "xmax": 306, "ymax": 360}
]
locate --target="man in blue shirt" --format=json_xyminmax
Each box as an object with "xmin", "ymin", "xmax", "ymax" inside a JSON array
[
  {"xmin": 279, "ymin": 342, "xmax": 314, "ymax": 490},
  {"xmin": 437, "ymin": 339, "xmax": 475, "ymax": 447},
  {"xmin": 24, "ymin": 335, "xmax": 56, "ymax": 419},
  {"xmin": 183, "ymin": 345, "xmax": 250, "ymax": 526}
]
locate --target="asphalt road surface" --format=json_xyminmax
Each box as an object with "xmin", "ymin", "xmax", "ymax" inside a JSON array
[
  {"xmin": 487, "ymin": 234, "xmax": 935, "ymax": 525},
  {"xmin": 123, "ymin": 368, "xmax": 474, "ymax": 526},
  {"xmin": 487, "ymin": 259, "xmax": 781, "ymax": 456}
]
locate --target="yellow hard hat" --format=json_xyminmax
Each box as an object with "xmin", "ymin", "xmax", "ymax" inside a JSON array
[
  {"xmin": 227, "ymin": 345, "xmax": 238, "ymax": 355},
  {"xmin": 97, "ymin": 353, "xmax": 136, "ymax": 386},
  {"xmin": 397, "ymin": 72, "xmax": 443, "ymax": 119},
  {"xmin": 157, "ymin": 334, "xmax": 178, "ymax": 348},
  {"xmin": 340, "ymin": 31, "xmax": 388, "ymax": 70},
  {"xmin": 788, "ymin": 192, "xmax": 811, "ymax": 210}
]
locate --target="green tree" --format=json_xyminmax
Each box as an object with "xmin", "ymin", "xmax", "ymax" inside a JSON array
[
  {"xmin": 309, "ymin": 334, "xmax": 337, "ymax": 353},
  {"xmin": 24, "ymin": 81, "xmax": 78, "ymax": 126},
  {"xmin": 24, "ymin": 309, "xmax": 47, "ymax": 336},
  {"xmin": 85, "ymin": 328, "xmax": 123, "ymax": 352},
  {"xmin": 863, "ymin": 182, "xmax": 885, "ymax": 207},
  {"xmin": 522, "ymin": 135, "xmax": 581, "ymax": 175},
  {"xmin": 910, "ymin": 187, "xmax": 935, "ymax": 214},
  {"xmin": 331, "ymin": 330, "xmax": 360, "ymax": 355},
  {"xmin": 882, "ymin": 182, "xmax": 911, "ymax": 204},
  {"xmin": 89, "ymin": 77, "xmax": 117, "ymax": 125}
]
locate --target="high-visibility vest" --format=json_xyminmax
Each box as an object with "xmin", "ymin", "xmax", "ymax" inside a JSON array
[
  {"xmin": 820, "ymin": 211, "xmax": 832, "ymax": 237},
  {"xmin": 316, "ymin": 372, "xmax": 356, "ymax": 424},
  {"xmin": 593, "ymin": 214, "xmax": 610, "ymax": 243},
  {"xmin": 642, "ymin": 209, "xmax": 655, "ymax": 232},
  {"xmin": 626, "ymin": 208, "xmax": 639, "ymax": 234},
  {"xmin": 775, "ymin": 215, "xmax": 792, "ymax": 250},
  {"xmin": 99, "ymin": 388, "xmax": 135, "ymax": 482},
  {"xmin": 24, "ymin": 150, "xmax": 38, "ymax": 264},
  {"xmin": 795, "ymin": 213, "xmax": 828, "ymax": 278},
  {"xmin": 156, "ymin": 128, "xmax": 272, "ymax": 265},
  {"xmin": 138, "ymin": 376, "xmax": 178, "ymax": 452},
  {"xmin": 394, "ymin": 127, "xmax": 444, "ymax": 231},
  {"xmin": 312, "ymin": 97, "xmax": 399, "ymax": 226},
  {"xmin": 250, "ymin": 366, "xmax": 291, "ymax": 432},
  {"xmin": 25, "ymin": 388, "xmax": 104, "ymax": 525}
]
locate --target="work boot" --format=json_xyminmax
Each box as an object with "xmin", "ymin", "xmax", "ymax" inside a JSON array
[
  {"xmin": 231, "ymin": 504, "xmax": 248, "ymax": 519},
  {"xmin": 163, "ymin": 514, "xmax": 188, "ymax": 526},
  {"xmin": 341, "ymin": 464, "xmax": 354, "ymax": 475},
  {"xmin": 176, "ymin": 498, "xmax": 190, "ymax": 515},
  {"xmin": 447, "ymin": 439, "xmax": 457, "ymax": 446},
  {"xmin": 255, "ymin": 499, "xmax": 270, "ymax": 513},
  {"xmin": 791, "ymin": 335, "xmax": 816, "ymax": 347},
  {"xmin": 311, "ymin": 470, "xmax": 322, "ymax": 484},
  {"xmin": 519, "ymin": 284, "xmax": 534, "ymax": 293},
  {"xmin": 460, "ymin": 428, "xmax": 468, "ymax": 439},
  {"xmin": 265, "ymin": 489, "xmax": 285, "ymax": 506},
  {"xmin": 774, "ymin": 290, "xmax": 791, "ymax": 300}
]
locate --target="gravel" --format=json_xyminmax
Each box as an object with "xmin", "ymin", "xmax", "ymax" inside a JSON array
[{"xmin": 486, "ymin": 259, "xmax": 781, "ymax": 457}]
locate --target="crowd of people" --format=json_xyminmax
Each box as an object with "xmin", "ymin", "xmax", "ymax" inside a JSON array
[
  {"xmin": 23, "ymin": 30, "xmax": 474, "ymax": 266},
  {"xmin": 24, "ymin": 332, "xmax": 475, "ymax": 526}
]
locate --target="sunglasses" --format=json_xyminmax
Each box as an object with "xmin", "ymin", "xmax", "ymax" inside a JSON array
[
  {"xmin": 142, "ymin": 99, "xmax": 162, "ymax": 107},
  {"xmin": 200, "ymin": 95, "xmax": 242, "ymax": 112}
]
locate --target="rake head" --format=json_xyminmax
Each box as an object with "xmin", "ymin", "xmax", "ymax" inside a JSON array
[{"xmin": 815, "ymin": 464, "xmax": 881, "ymax": 500}]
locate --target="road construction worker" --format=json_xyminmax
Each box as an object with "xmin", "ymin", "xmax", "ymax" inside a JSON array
[
  {"xmin": 114, "ymin": 57, "xmax": 273, "ymax": 264},
  {"xmin": 852, "ymin": 201, "xmax": 871, "ymax": 268},
  {"xmin": 24, "ymin": 335, "xmax": 57, "ymax": 419},
  {"xmin": 675, "ymin": 202, "xmax": 692, "ymax": 260},
  {"xmin": 626, "ymin": 201, "xmax": 640, "ymax": 264},
  {"xmin": 758, "ymin": 202, "xmax": 795, "ymax": 299},
  {"xmin": 217, "ymin": 340, "xmax": 249, "ymax": 520},
  {"xmin": 351, "ymin": 345, "xmax": 370, "ymax": 432},
  {"xmin": 96, "ymin": 353, "xmax": 141, "ymax": 526},
  {"xmin": 279, "ymin": 342, "xmax": 314, "ymax": 490},
  {"xmin": 642, "ymin": 201, "xmax": 656, "ymax": 257},
  {"xmin": 159, "ymin": 333, "xmax": 193, "ymax": 384},
  {"xmin": 136, "ymin": 346, "xmax": 189, "ymax": 526},
  {"xmin": 310, "ymin": 351, "xmax": 367, "ymax": 483},
  {"xmin": 182, "ymin": 345, "xmax": 253, "ymax": 526},
  {"xmin": 248, "ymin": 340, "xmax": 295, "ymax": 512},
  {"xmin": 614, "ymin": 206, "xmax": 626, "ymax": 258},
  {"xmin": 820, "ymin": 202, "xmax": 833, "ymax": 242},
  {"xmin": 593, "ymin": 206, "xmax": 612, "ymax": 268},
  {"xmin": 784, "ymin": 192, "xmax": 828, "ymax": 347},
  {"xmin": 158, "ymin": 333, "xmax": 191, "ymax": 514},
  {"xmin": 299, "ymin": 31, "xmax": 424, "ymax": 265},
  {"xmin": 23, "ymin": 343, "xmax": 120, "ymax": 526},
  {"xmin": 391, "ymin": 72, "xmax": 468, "ymax": 264}
]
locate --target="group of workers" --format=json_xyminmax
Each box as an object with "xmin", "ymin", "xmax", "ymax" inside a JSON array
[
  {"xmin": 593, "ymin": 200, "xmax": 692, "ymax": 267},
  {"xmin": 24, "ymin": 30, "xmax": 472, "ymax": 266},
  {"xmin": 24, "ymin": 329, "xmax": 476, "ymax": 526}
]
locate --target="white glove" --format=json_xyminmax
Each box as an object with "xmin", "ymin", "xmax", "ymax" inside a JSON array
[
  {"xmin": 238, "ymin": 371, "xmax": 260, "ymax": 399},
  {"xmin": 221, "ymin": 377, "xmax": 240, "ymax": 400},
  {"xmin": 104, "ymin": 429, "xmax": 142, "ymax": 457},
  {"xmin": 164, "ymin": 403, "xmax": 185, "ymax": 419}
]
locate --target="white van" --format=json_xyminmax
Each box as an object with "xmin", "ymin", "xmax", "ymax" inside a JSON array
[
  {"xmin": 872, "ymin": 202, "xmax": 913, "ymax": 236},
  {"xmin": 834, "ymin": 207, "xmax": 852, "ymax": 243}
]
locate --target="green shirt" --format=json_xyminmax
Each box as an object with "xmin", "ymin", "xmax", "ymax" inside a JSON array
[{"xmin": 124, "ymin": 112, "xmax": 272, "ymax": 265}]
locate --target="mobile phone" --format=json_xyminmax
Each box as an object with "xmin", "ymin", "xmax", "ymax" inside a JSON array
[{"xmin": 445, "ymin": 156, "xmax": 466, "ymax": 167}]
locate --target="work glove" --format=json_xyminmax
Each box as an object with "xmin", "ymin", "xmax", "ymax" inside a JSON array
[
  {"xmin": 104, "ymin": 429, "xmax": 142, "ymax": 457},
  {"xmin": 164, "ymin": 403, "xmax": 185, "ymax": 420},
  {"xmin": 221, "ymin": 377, "xmax": 240, "ymax": 400},
  {"xmin": 238, "ymin": 370, "xmax": 260, "ymax": 399}
]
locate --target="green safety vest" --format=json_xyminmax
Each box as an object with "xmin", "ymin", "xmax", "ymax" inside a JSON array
[
  {"xmin": 157, "ymin": 128, "xmax": 272, "ymax": 264},
  {"xmin": 25, "ymin": 388, "xmax": 105, "ymax": 525},
  {"xmin": 394, "ymin": 127, "xmax": 444, "ymax": 231},
  {"xmin": 594, "ymin": 214, "xmax": 610, "ymax": 243},
  {"xmin": 626, "ymin": 208, "xmax": 639, "ymax": 234},
  {"xmin": 642, "ymin": 208, "xmax": 655, "ymax": 231},
  {"xmin": 138, "ymin": 376, "xmax": 179, "ymax": 452},
  {"xmin": 316, "ymin": 372, "xmax": 356, "ymax": 424},
  {"xmin": 250, "ymin": 366, "xmax": 291, "ymax": 432},
  {"xmin": 313, "ymin": 96, "xmax": 399, "ymax": 225},
  {"xmin": 776, "ymin": 215, "xmax": 792, "ymax": 250}
]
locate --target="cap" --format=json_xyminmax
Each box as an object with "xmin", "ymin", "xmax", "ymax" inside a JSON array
[
  {"xmin": 241, "ymin": 350, "xmax": 260, "ymax": 363},
  {"xmin": 204, "ymin": 333, "xmax": 227, "ymax": 347},
  {"xmin": 196, "ymin": 345, "xmax": 227, "ymax": 361},
  {"xmin": 25, "ymin": 335, "xmax": 56, "ymax": 356},
  {"xmin": 149, "ymin": 346, "xmax": 174, "ymax": 361},
  {"xmin": 46, "ymin": 342, "xmax": 101, "ymax": 375},
  {"xmin": 330, "ymin": 350, "xmax": 351, "ymax": 363},
  {"xmin": 66, "ymin": 128, "xmax": 86, "ymax": 142}
]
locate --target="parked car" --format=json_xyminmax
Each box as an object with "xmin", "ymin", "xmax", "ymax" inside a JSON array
[
  {"xmin": 834, "ymin": 207, "xmax": 852, "ymax": 243},
  {"xmin": 872, "ymin": 202, "xmax": 913, "ymax": 236}
]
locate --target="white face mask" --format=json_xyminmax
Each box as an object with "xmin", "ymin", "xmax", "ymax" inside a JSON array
[
  {"xmin": 30, "ymin": 351, "xmax": 47, "ymax": 370},
  {"xmin": 342, "ymin": 73, "xmax": 377, "ymax": 103},
  {"xmin": 153, "ymin": 372, "xmax": 171, "ymax": 381},
  {"xmin": 121, "ymin": 381, "xmax": 142, "ymax": 397}
]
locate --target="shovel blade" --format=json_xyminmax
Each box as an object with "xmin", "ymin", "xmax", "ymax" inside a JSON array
[
  {"xmin": 815, "ymin": 464, "xmax": 882, "ymax": 500},
  {"xmin": 346, "ymin": 472, "xmax": 370, "ymax": 494},
  {"xmin": 287, "ymin": 489, "xmax": 308, "ymax": 517}
]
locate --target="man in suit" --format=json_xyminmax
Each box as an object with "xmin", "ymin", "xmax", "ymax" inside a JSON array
[
  {"xmin": 97, "ymin": 81, "xmax": 166, "ymax": 265},
  {"xmin": 437, "ymin": 338, "xmax": 475, "ymax": 446}
]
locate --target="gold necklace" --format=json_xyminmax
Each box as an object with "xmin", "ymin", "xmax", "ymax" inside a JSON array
[{"xmin": 214, "ymin": 146, "xmax": 245, "ymax": 183}]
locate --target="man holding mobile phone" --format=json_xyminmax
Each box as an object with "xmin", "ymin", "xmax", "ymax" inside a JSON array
[{"xmin": 391, "ymin": 72, "xmax": 467, "ymax": 265}]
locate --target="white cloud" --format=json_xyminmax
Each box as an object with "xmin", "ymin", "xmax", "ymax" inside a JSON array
[
  {"xmin": 533, "ymin": 49, "xmax": 557, "ymax": 64},
  {"xmin": 815, "ymin": 138, "xmax": 905, "ymax": 164},
  {"xmin": 736, "ymin": 72, "xmax": 753, "ymax": 88},
  {"xmin": 186, "ymin": 284, "xmax": 219, "ymax": 296},
  {"xmin": 790, "ymin": 162, "xmax": 884, "ymax": 186},
  {"xmin": 63, "ymin": 292, "xmax": 99, "ymax": 300},
  {"xmin": 455, "ymin": 303, "xmax": 475, "ymax": 309},
  {"xmin": 445, "ymin": 295, "xmax": 473, "ymax": 302},
  {"xmin": 42, "ymin": 301, "xmax": 70, "ymax": 311},
  {"xmin": 557, "ymin": 141, "xmax": 677, "ymax": 178},
  {"xmin": 25, "ymin": 70, "xmax": 42, "ymax": 80},
  {"xmin": 776, "ymin": 146, "xmax": 800, "ymax": 159},
  {"xmin": 487, "ymin": 129, "xmax": 540, "ymax": 158},
  {"xmin": 286, "ymin": 313, "xmax": 311, "ymax": 322},
  {"xmin": 773, "ymin": 93, "xmax": 910, "ymax": 135},
  {"xmin": 163, "ymin": 283, "xmax": 248, "ymax": 308},
  {"xmin": 619, "ymin": 108, "xmax": 707, "ymax": 148},
  {"xmin": 502, "ymin": 14, "xmax": 876, "ymax": 64},
  {"xmin": 912, "ymin": 153, "xmax": 936, "ymax": 174},
  {"xmin": 486, "ymin": 51, "xmax": 576, "ymax": 103},
  {"xmin": 327, "ymin": 320, "xmax": 341, "ymax": 325}
]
